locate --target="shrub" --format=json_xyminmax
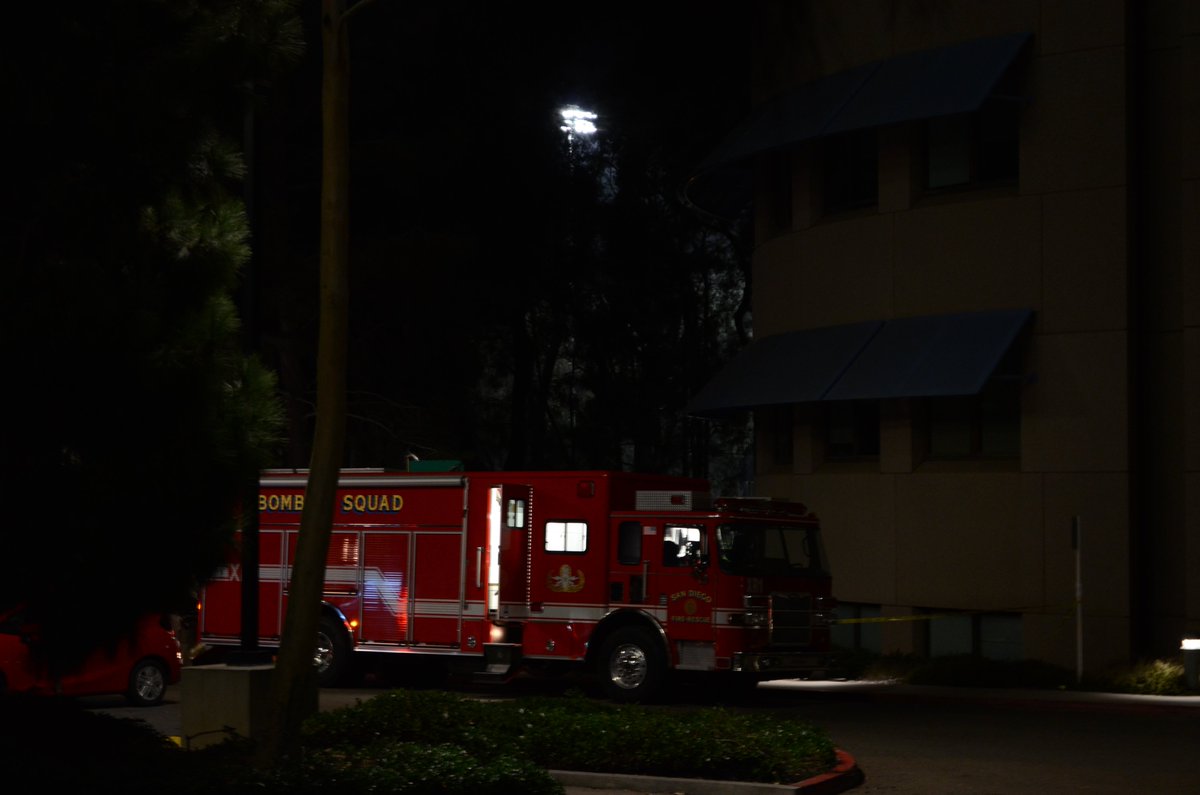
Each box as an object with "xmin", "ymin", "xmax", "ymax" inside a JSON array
[
  {"xmin": 301, "ymin": 689, "xmax": 836, "ymax": 785},
  {"xmin": 857, "ymin": 651, "xmax": 925, "ymax": 682},
  {"xmin": 10, "ymin": 686, "xmax": 838, "ymax": 793},
  {"xmin": 249, "ymin": 742, "xmax": 564, "ymax": 795},
  {"xmin": 1091, "ymin": 659, "xmax": 1187, "ymax": 696}
]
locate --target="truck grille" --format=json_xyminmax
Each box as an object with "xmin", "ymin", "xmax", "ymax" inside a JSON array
[{"xmin": 770, "ymin": 592, "xmax": 812, "ymax": 646}]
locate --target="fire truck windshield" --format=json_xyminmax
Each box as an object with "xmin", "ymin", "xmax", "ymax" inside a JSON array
[{"xmin": 716, "ymin": 523, "xmax": 827, "ymax": 576}]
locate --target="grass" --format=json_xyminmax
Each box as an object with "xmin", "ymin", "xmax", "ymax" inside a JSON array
[{"xmin": 0, "ymin": 686, "xmax": 837, "ymax": 794}]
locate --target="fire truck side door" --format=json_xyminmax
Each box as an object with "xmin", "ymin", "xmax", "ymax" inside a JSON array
[
  {"xmin": 611, "ymin": 519, "xmax": 651, "ymax": 604},
  {"xmin": 649, "ymin": 522, "xmax": 715, "ymax": 644},
  {"xmin": 491, "ymin": 484, "xmax": 532, "ymax": 620}
]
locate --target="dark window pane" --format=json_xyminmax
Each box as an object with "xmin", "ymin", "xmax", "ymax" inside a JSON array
[
  {"xmin": 823, "ymin": 129, "xmax": 877, "ymax": 213},
  {"xmin": 926, "ymin": 384, "xmax": 1019, "ymax": 460},
  {"xmin": 824, "ymin": 401, "xmax": 880, "ymax": 459},
  {"xmin": 618, "ymin": 521, "xmax": 642, "ymax": 566},
  {"xmin": 771, "ymin": 405, "xmax": 794, "ymax": 467}
]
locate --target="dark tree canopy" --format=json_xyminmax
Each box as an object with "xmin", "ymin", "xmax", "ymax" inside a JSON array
[
  {"xmin": 1, "ymin": 1, "xmax": 299, "ymax": 661},
  {"xmin": 0, "ymin": 0, "xmax": 756, "ymax": 662},
  {"xmin": 252, "ymin": 2, "xmax": 755, "ymax": 486}
]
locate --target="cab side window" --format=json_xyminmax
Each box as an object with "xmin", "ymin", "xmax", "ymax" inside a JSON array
[{"xmin": 663, "ymin": 524, "xmax": 704, "ymax": 567}]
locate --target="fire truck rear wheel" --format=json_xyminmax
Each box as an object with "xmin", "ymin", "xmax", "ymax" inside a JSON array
[
  {"xmin": 316, "ymin": 616, "xmax": 350, "ymax": 687},
  {"xmin": 597, "ymin": 626, "xmax": 665, "ymax": 703}
]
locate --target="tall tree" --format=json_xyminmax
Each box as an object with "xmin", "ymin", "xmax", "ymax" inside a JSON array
[
  {"xmin": 0, "ymin": 1, "xmax": 299, "ymax": 665},
  {"xmin": 259, "ymin": 0, "xmax": 374, "ymax": 765}
]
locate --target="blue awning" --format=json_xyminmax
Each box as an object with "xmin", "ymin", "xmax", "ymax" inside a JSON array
[
  {"xmin": 695, "ymin": 62, "xmax": 878, "ymax": 172},
  {"xmin": 686, "ymin": 321, "xmax": 883, "ymax": 415},
  {"xmin": 698, "ymin": 32, "xmax": 1030, "ymax": 172},
  {"xmin": 685, "ymin": 32, "xmax": 1032, "ymax": 216},
  {"xmin": 687, "ymin": 309, "xmax": 1033, "ymax": 416},
  {"xmin": 823, "ymin": 32, "xmax": 1033, "ymax": 135},
  {"xmin": 823, "ymin": 309, "xmax": 1033, "ymax": 401}
]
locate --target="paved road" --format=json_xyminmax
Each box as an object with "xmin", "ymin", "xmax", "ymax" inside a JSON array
[
  {"xmin": 86, "ymin": 677, "xmax": 1200, "ymax": 794},
  {"xmin": 751, "ymin": 680, "xmax": 1200, "ymax": 794}
]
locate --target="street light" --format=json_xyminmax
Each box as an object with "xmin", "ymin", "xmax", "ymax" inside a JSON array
[{"xmin": 559, "ymin": 104, "xmax": 598, "ymax": 141}]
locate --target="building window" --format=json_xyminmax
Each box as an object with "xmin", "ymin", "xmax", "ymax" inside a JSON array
[
  {"xmin": 545, "ymin": 520, "xmax": 587, "ymax": 553},
  {"xmin": 926, "ymin": 382, "xmax": 1020, "ymax": 459},
  {"xmin": 822, "ymin": 128, "xmax": 877, "ymax": 214},
  {"xmin": 924, "ymin": 78, "xmax": 1021, "ymax": 192},
  {"xmin": 928, "ymin": 611, "xmax": 1023, "ymax": 661},
  {"xmin": 830, "ymin": 603, "xmax": 882, "ymax": 654},
  {"xmin": 765, "ymin": 150, "xmax": 793, "ymax": 235},
  {"xmin": 759, "ymin": 405, "xmax": 794, "ymax": 469},
  {"xmin": 823, "ymin": 401, "xmax": 880, "ymax": 460},
  {"xmin": 926, "ymin": 337, "xmax": 1025, "ymax": 460}
]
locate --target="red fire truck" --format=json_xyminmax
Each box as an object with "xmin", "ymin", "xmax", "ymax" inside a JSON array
[{"xmin": 198, "ymin": 468, "xmax": 837, "ymax": 701}]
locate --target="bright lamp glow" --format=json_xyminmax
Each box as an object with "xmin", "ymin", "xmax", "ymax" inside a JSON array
[
  {"xmin": 559, "ymin": 105, "xmax": 598, "ymax": 138},
  {"xmin": 1181, "ymin": 638, "xmax": 1200, "ymax": 650}
]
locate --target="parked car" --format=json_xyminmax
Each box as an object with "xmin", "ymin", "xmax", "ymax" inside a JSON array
[{"xmin": 0, "ymin": 606, "xmax": 182, "ymax": 706}]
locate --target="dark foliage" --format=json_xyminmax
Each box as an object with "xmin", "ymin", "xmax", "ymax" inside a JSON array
[
  {"xmin": 0, "ymin": 0, "xmax": 756, "ymax": 666},
  {"xmin": 250, "ymin": 2, "xmax": 754, "ymax": 481},
  {"xmin": 0, "ymin": 2, "xmax": 295, "ymax": 660},
  {"xmin": 0, "ymin": 687, "xmax": 836, "ymax": 793}
]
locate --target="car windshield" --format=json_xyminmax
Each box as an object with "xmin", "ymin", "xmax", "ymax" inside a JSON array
[{"xmin": 716, "ymin": 523, "xmax": 828, "ymax": 576}]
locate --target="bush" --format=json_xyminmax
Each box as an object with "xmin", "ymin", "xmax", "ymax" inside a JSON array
[
  {"xmin": 299, "ymin": 689, "xmax": 836, "ymax": 785},
  {"xmin": 1089, "ymin": 659, "xmax": 1187, "ymax": 696},
  {"xmin": 250, "ymin": 743, "xmax": 564, "ymax": 795},
  {"xmin": 2, "ymin": 688, "xmax": 837, "ymax": 794},
  {"xmin": 855, "ymin": 651, "xmax": 925, "ymax": 682},
  {"xmin": 845, "ymin": 650, "xmax": 1196, "ymax": 696}
]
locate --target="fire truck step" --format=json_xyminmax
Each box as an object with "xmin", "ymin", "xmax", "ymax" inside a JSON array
[{"xmin": 475, "ymin": 642, "xmax": 521, "ymax": 681}]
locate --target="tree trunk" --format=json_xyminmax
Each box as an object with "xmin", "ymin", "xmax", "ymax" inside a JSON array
[{"xmin": 257, "ymin": 0, "xmax": 350, "ymax": 767}]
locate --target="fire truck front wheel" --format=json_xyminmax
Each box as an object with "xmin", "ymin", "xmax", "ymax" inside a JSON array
[
  {"xmin": 315, "ymin": 616, "xmax": 350, "ymax": 686},
  {"xmin": 597, "ymin": 626, "xmax": 665, "ymax": 703}
]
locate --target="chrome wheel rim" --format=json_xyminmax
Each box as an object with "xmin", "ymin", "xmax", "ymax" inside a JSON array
[
  {"xmin": 314, "ymin": 631, "xmax": 334, "ymax": 674},
  {"xmin": 134, "ymin": 665, "xmax": 165, "ymax": 702},
  {"xmin": 608, "ymin": 642, "xmax": 648, "ymax": 690}
]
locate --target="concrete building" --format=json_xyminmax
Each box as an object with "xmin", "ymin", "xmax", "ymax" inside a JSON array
[{"xmin": 686, "ymin": 0, "xmax": 1199, "ymax": 674}]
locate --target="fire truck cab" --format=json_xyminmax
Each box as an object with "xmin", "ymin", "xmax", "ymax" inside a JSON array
[{"xmin": 199, "ymin": 468, "xmax": 837, "ymax": 701}]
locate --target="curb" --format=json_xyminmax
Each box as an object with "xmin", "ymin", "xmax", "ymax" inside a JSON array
[
  {"xmin": 792, "ymin": 750, "xmax": 864, "ymax": 794},
  {"xmin": 550, "ymin": 748, "xmax": 863, "ymax": 794}
]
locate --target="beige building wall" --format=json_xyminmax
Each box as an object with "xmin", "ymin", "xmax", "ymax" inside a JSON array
[{"xmin": 741, "ymin": 0, "xmax": 1197, "ymax": 672}]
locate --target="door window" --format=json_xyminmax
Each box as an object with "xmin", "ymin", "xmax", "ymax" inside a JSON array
[{"xmin": 663, "ymin": 524, "xmax": 704, "ymax": 567}]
